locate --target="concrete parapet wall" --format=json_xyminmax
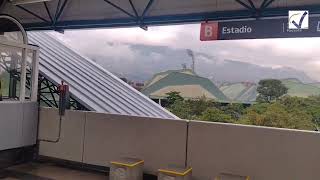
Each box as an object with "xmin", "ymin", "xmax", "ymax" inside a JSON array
[{"xmin": 39, "ymin": 108, "xmax": 320, "ymax": 179}]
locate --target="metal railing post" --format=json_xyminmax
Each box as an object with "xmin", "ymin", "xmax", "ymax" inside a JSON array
[
  {"xmin": 19, "ymin": 48, "xmax": 27, "ymax": 102},
  {"xmin": 31, "ymin": 49, "xmax": 40, "ymax": 101}
]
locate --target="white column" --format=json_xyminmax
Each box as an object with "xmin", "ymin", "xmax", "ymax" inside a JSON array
[
  {"xmin": 19, "ymin": 48, "xmax": 27, "ymax": 102},
  {"xmin": 31, "ymin": 49, "xmax": 39, "ymax": 101}
]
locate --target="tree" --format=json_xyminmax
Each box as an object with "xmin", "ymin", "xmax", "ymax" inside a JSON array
[
  {"xmin": 200, "ymin": 107, "xmax": 233, "ymax": 123},
  {"xmin": 220, "ymin": 103, "xmax": 245, "ymax": 120},
  {"xmin": 167, "ymin": 100, "xmax": 192, "ymax": 119},
  {"xmin": 288, "ymin": 109, "xmax": 315, "ymax": 130},
  {"xmin": 186, "ymin": 96, "xmax": 214, "ymax": 117},
  {"xmin": 279, "ymin": 95, "xmax": 320, "ymax": 130},
  {"xmin": 165, "ymin": 91, "xmax": 184, "ymax": 106},
  {"xmin": 238, "ymin": 102, "xmax": 315, "ymax": 130},
  {"xmin": 257, "ymin": 79, "xmax": 288, "ymax": 103}
]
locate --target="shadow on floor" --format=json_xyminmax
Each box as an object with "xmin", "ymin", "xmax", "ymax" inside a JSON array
[{"xmin": 0, "ymin": 162, "xmax": 158, "ymax": 180}]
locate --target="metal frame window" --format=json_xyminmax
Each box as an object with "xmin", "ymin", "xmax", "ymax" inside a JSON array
[{"xmin": 0, "ymin": 15, "xmax": 39, "ymax": 102}]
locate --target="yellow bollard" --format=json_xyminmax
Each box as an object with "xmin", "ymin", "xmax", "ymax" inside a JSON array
[
  {"xmin": 158, "ymin": 166, "xmax": 192, "ymax": 180},
  {"xmin": 110, "ymin": 158, "xmax": 144, "ymax": 180}
]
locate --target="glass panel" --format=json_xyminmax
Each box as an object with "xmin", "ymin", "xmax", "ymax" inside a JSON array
[
  {"xmin": 0, "ymin": 18, "xmax": 24, "ymax": 44},
  {"xmin": 0, "ymin": 44, "xmax": 22, "ymax": 101}
]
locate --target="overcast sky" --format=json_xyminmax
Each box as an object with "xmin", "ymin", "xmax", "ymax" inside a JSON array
[{"xmin": 52, "ymin": 23, "xmax": 320, "ymax": 81}]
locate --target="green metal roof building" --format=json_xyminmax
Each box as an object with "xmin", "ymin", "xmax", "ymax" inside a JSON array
[{"xmin": 142, "ymin": 69, "xmax": 228, "ymax": 102}]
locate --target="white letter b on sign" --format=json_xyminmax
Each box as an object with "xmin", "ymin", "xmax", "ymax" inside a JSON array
[
  {"xmin": 205, "ymin": 25, "xmax": 213, "ymax": 37},
  {"xmin": 200, "ymin": 22, "xmax": 218, "ymax": 41}
]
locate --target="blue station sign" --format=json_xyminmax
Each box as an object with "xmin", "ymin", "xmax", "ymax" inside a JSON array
[{"xmin": 200, "ymin": 16, "xmax": 320, "ymax": 41}]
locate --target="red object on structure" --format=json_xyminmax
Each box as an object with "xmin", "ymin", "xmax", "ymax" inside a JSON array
[
  {"xmin": 58, "ymin": 81, "xmax": 69, "ymax": 94},
  {"xmin": 200, "ymin": 22, "xmax": 219, "ymax": 41},
  {"xmin": 58, "ymin": 81, "xmax": 70, "ymax": 116}
]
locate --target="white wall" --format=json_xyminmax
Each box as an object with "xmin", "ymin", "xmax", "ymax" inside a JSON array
[
  {"xmin": 0, "ymin": 101, "xmax": 38, "ymax": 150},
  {"xmin": 39, "ymin": 108, "xmax": 320, "ymax": 180},
  {"xmin": 38, "ymin": 109, "xmax": 188, "ymax": 174},
  {"xmin": 39, "ymin": 108, "xmax": 86, "ymax": 162},
  {"xmin": 188, "ymin": 121, "xmax": 320, "ymax": 180}
]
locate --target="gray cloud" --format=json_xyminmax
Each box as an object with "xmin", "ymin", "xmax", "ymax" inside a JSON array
[{"xmin": 51, "ymin": 24, "xmax": 320, "ymax": 81}]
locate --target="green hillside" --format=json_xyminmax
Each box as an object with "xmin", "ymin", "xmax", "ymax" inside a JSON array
[
  {"xmin": 281, "ymin": 79, "xmax": 320, "ymax": 98},
  {"xmin": 309, "ymin": 82, "xmax": 320, "ymax": 88},
  {"xmin": 220, "ymin": 79, "xmax": 320, "ymax": 103},
  {"xmin": 220, "ymin": 82, "xmax": 257, "ymax": 103}
]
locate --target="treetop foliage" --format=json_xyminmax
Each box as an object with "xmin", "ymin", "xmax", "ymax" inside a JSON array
[
  {"xmin": 165, "ymin": 90, "xmax": 319, "ymax": 131},
  {"xmin": 257, "ymin": 79, "xmax": 288, "ymax": 103}
]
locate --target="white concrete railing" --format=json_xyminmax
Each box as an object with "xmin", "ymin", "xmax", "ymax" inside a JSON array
[
  {"xmin": 0, "ymin": 101, "xmax": 38, "ymax": 151},
  {"xmin": 39, "ymin": 107, "xmax": 320, "ymax": 180},
  {"xmin": 38, "ymin": 108, "xmax": 187, "ymax": 174}
]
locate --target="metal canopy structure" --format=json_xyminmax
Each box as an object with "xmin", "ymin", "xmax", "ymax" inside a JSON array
[
  {"xmin": 1, "ymin": 0, "xmax": 320, "ymax": 31},
  {"xmin": 27, "ymin": 32, "xmax": 178, "ymax": 119}
]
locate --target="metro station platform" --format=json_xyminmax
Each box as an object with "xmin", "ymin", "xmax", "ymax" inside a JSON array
[
  {"xmin": 1, "ymin": 162, "xmax": 157, "ymax": 180},
  {"xmin": 1, "ymin": 162, "xmax": 107, "ymax": 180}
]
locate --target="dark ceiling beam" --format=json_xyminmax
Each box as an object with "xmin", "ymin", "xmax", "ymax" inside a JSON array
[
  {"xmin": 236, "ymin": 0, "xmax": 276, "ymax": 18},
  {"xmin": 22, "ymin": 3, "xmax": 320, "ymax": 31},
  {"xmin": 16, "ymin": 5, "xmax": 50, "ymax": 23},
  {"xmin": 235, "ymin": 0, "xmax": 252, "ymax": 10},
  {"xmin": 54, "ymin": 0, "xmax": 68, "ymax": 23},
  {"xmin": 262, "ymin": 0, "xmax": 276, "ymax": 9},
  {"xmin": 103, "ymin": 0, "xmax": 136, "ymax": 19},
  {"xmin": 141, "ymin": 0, "xmax": 155, "ymax": 20},
  {"xmin": 50, "ymin": 0, "xmax": 68, "ymax": 33},
  {"xmin": 247, "ymin": 0, "xmax": 256, "ymax": 10},
  {"xmin": 43, "ymin": 1, "xmax": 53, "ymax": 22},
  {"xmin": 128, "ymin": 0, "xmax": 151, "ymax": 30},
  {"xmin": 0, "ymin": 0, "xmax": 6, "ymax": 12},
  {"xmin": 260, "ymin": 0, "xmax": 268, "ymax": 9},
  {"xmin": 53, "ymin": 0, "xmax": 62, "ymax": 23},
  {"xmin": 258, "ymin": 0, "xmax": 277, "ymax": 17},
  {"xmin": 128, "ymin": 0, "xmax": 139, "ymax": 18}
]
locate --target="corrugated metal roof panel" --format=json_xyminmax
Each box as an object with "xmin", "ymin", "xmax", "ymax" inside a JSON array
[{"xmin": 28, "ymin": 32, "xmax": 178, "ymax": 119}]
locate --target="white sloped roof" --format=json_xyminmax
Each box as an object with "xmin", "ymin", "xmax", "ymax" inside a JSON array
[
  {"xmin": 28, "ymin": 32, "xmax": 178, "ymax": 119},
  {"xmin": 2, "ymin": 0, "xmax": 320, "ymax": 30}
]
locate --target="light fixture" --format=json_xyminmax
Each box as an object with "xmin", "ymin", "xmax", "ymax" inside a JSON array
[{"xmin": 10, "ymin": 0, "xmax": 52, "ymax": 5}]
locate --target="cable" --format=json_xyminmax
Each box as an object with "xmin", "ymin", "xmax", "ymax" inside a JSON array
[
  {"xmin": 38, "ymin": 82, "xmax": 68, "ymax": 143},
  {"xmin": 38, "ymin": 114, "xmax": 62, "ymax": 143}
]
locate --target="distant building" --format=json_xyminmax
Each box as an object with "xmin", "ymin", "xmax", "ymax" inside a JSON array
[
  {"xmin": 128, "ymin": 81, "xmax": 145, "ymax": 91},
  {"xmin": 142, "ymin": 69, "xmax": 228, "ymax": 104},
  {"xmin": 118, "ymin": 77, "xmax": 144, "ymax": 91}
]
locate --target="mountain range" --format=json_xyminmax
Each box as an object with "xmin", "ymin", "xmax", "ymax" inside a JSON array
[
  {"xmin": 90, "ymin": 43, "xmax": 314, "ymax": 84},
  {"xmin": 220, "ymin": 79, "xmax": 320, "ymax": 103}
]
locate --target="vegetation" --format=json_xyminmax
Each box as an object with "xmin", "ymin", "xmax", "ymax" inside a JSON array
[
  {"xmin": 0, "ymin": 72, "xmax": 9, "ymax": 97},
  {"xmin": 165, "ymin": 91, "xmax": 184, "ymax": 106},
  {"xmin": 165, "ymin": 80, "xmax": 320, "ymax": 131},
  {"xmin": 282, "ymin": 79, "xmax": 320, "ymax": 97},
  {"xmin": 257, "ymin": 79, "xmax": 288, "ymax": 102},
  {"xmin": 200, "ymin": 108, "xmax": 233, "ymax": 123}
]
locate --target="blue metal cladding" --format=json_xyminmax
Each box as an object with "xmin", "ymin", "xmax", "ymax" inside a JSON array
[{"xmin": 27, "ymin": 32, "xmax": 179, "ymax": 119}]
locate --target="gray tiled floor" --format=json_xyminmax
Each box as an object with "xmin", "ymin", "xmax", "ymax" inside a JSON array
[{"xmin": 1, "ymin": 163, "xmax": 108, "ymax": 180}]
